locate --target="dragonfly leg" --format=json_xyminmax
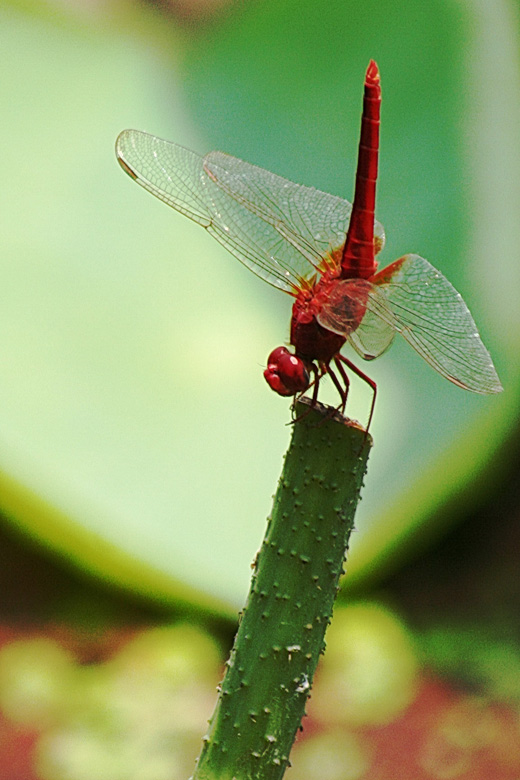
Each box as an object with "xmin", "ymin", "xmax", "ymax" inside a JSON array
[
  {"xmin": 305, "ymin": 361, "xmax": 350, "ymax": 425},
  {"xmin": 326, "ymin": 363, "xmax": 349, "ymax": 415},
  {"xmin": 336, "ymin": 354, "xmax": 377, "ymax": 432},
  {"xmin": 330, "ymin": 357, "xmax": 351, "ymax": 414},
  {"xmin": 308, "ymin": 363, "xmax": 322, "ymax": 407},
  {"xmin": 291, "ymin": 363, "xmax": 322, "ymax": 423}
]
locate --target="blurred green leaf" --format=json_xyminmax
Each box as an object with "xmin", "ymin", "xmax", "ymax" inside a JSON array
[{"xmin": 0, "ymin": 0, "xmax": 518, "ymax": 614}]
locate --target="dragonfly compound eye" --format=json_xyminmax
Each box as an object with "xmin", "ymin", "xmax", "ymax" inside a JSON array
[{"xmin": 264, "ymin": 347, "xmax": 310, "ymax": 396}]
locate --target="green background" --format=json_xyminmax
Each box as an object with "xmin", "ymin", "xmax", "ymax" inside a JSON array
[{"xmin": 1, "ymin": 0, "xmax": 519, "ymax": 615}]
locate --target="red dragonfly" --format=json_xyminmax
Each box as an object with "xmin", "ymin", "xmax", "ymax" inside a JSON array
[{"xmin": 116, "ymin": 60, "xmax": 502, "ymax": 428}]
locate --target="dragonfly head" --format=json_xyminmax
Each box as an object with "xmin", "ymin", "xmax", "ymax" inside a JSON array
[{"xmin": 264, "ymin": 347, "xmax": 310, "ymax": 397}]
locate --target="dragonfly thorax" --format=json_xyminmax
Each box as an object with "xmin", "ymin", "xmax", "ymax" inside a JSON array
[
  {"xmin": 289, "ymin": 276, "xmax": 348, "ymax": 364},
  {"xmin": 264, "ymin": 277, "xmax": 350, "ymax": 400}
]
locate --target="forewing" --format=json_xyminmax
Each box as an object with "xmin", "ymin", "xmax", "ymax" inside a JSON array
[
  {"xmin": 373, "ymin": 254, "xmax": 503, "ymax": 394},
  {"xmin": 116, "ymin": 130, "xmax": 316, "ymax": 292},
  {"xmin": 317, "ymin": 279, "xmax": 396, "ymax": 359},
  {"xmin": 205, "ymin": 151, "xmax": 386, "ymax": 271},
  {"xmin": 116, "ymin": 129, "xmax": 212, "ymax": 225}
]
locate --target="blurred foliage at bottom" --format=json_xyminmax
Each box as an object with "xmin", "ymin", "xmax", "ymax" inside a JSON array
[
  {"xmin": 1, "ymin": 610, "xmax": 519, "ymax": 780},
  {"xmin": 1, "ymin": 440, "xmax": 519, "ymax": 780}
]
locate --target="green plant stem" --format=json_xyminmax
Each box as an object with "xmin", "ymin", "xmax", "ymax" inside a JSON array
[{"xmin": 192, "ymin": 400, "xmax": 372, "ymax": 780}]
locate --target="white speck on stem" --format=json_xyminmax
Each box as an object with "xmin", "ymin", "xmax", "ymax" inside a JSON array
[{"xmin": 295, "ymin": 674, "xmax": 310, "ymax": 693}]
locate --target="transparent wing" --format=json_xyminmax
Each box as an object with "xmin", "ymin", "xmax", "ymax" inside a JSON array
[
  {"xmin": 317, "ymin": 279, "xmax": 396, "ymax": 359},
  {"xmin": 371, "ymin": 254, "xmax": 503, "ymax": 394},
  {"xmin": 116, "ymin": 130, "xmax": 352, "ymax": 293},
  {"xmin": 348, "ymin": 294, "xmax": 396, "ymax": 359},
  {"xmin": 117, "ymin": 130, "xmax": 312, "ymax": 291},
  {"xmin": 205, "ymin": 151, "xmax": 386, "ymax": 271},
  {"xmin": 116, "ymin": 129, "xmax": 212, "ymax": 226},
  {"xmin": 317, "ymin": 254, "xmax": 502, "ymax": 394}
]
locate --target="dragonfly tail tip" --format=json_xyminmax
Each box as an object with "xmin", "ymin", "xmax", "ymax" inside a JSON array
[{"xmin": 366, "ymin": 59, "xmax": 380, "ymax": 85}]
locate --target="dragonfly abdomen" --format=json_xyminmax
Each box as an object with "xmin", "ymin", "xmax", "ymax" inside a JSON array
[{"xmin": 341, "ymin": 59, "xmax": 381, "ymax": 280}]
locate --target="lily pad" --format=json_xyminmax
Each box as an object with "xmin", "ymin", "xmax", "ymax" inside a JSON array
[{"xmin": 0, "ymin": 1, "xmax": 518, "ymax": 615}]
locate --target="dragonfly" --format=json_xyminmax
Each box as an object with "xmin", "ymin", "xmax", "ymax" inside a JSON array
[{"xmin": 116, "ymin": 60, "xmax": 502, "ymax": 429}]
